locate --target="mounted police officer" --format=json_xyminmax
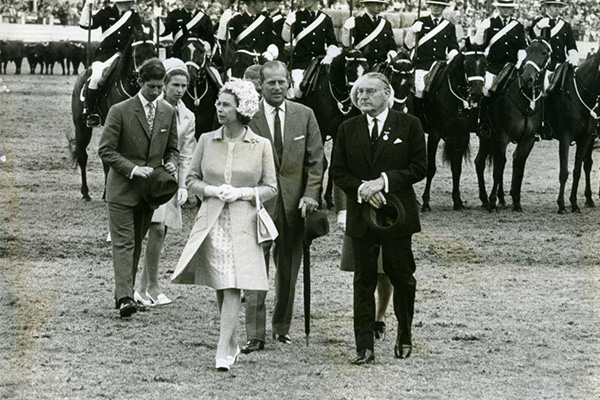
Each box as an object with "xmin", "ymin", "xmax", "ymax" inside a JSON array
[
  {"xmin": 530, "ymin": 0, "xmax": 578, "ymax": 139},
  {"xmin": 264, "ymin": 0, "xmax": 286, "ymax": 61},
  {"xmin": 79, "ymin": 0, "xmax": 144, "ymax": 127},
  {"xmin": 530, "ymin": 0, "xmax": 578, "ymax": 90},
  {"xmin": 219, "ymin": 0, "xmax": 279, "ymax": 77},
  {"xmin": 282, "ymin": 0, "xmax": 340, "ymax": 99},
  {"xmin": 160, "ymin": 0, "xmax": 215, "ymax": 60},
  {"xmin": 473, "ymin": 0, "xmax": 527, "ymax": 137},
  {"xmin": 340, "ymin": 0, "xmax": 397, "ymax": 69},
  {"xmin": 404, "ymin": 0, "xmax": 459, "ymax": 118}
]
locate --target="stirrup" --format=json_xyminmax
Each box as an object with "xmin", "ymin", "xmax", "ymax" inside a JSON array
[{"xmin": 85, "ymin": 113, "xmax": 101, "ymax": 128}]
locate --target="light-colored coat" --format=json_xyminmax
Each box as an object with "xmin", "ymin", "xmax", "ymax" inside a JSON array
[
  {"xmin": 152, "ymin": 97, "xmax": 197, "ymax": 229},
  {"xmin": 171, "ymin": 127, "xmax": 277, "ymax": 290}
]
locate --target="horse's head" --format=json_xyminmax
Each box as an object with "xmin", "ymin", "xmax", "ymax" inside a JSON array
[
  {"xmin": 575, "ymin": 46, "xmax": 600, "ymax": 95},
  {"xmin": 129, "ymin": 26, "xmax": 157, "ymax": 79},
  {"xmin": 383, "ymin": 50, "xmax": 414, "ymax": 107},
  {"xmin": 180, "ymin": 37, "xmax": 208, "ymax": 87},
  {"xmin": 520, "ymin": 39, "xmax": 551, "ymax": 89},
  {"xmin": 330, "ymin": 49, "xmax": 369, "ymax": 90},
  {"xmin": 449, "ymin": 44, "xmax": 487, "ymax": 105},
  {"xmin": 231, "ymin": 46, "xmax": 261, "ymax": 78}
]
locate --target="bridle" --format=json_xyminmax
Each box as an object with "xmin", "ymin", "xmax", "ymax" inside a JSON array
[
  {"xmin": 119, "ymin": 38, "xmax": 156, "ymax": 98},
  {"xmin": 329, "ymin": 54, "xmax": 368, "ymax": 115},
  {"xmin": 385, "ymin": 58, "xmax": 414, "ymax": 111},
  {"xmin": 447, "ymin": 51, "xmax": 486, "ymax": 110}
]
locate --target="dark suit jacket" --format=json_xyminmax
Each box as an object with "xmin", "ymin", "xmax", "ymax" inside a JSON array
[
  {"xmin": 332, "ymin": 110, "xmax": 426, "ymax": 238},
  {"xmin": 98, "ymin": 95, "xmax": 179, "ymax": 207},
  {"xmin": 248, "ymin": 100, "xmax": 324, "ymax": 228}
]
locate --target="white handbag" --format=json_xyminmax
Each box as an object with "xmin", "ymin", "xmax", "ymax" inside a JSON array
[{"xmin": 255, "ymin": 187, "xmax": 278, "ymax": 244}]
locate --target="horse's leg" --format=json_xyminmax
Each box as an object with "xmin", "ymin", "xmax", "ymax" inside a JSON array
[
  {"xmin": 557, "ymin": 136, "xmax": 571, "ymax": 214},
  {"xmin": 323, "ymin": 151, "xmax": 334, "ymax": 210},
  {"xmin": 569, "ymin": 136, "xmax": 593, "ymax": 213},
  {"xmin": 75, "ymin": 123, "xmax": 93, "ymax": 201},
  {"xmin": 510, "ymin": 137, "xmax": 535, "ymax": 212},
  {"xmin": 489, "ymin": 138, "xmax": 509, "ymax": 212},
  {"xmin": 450, "ymin": 133, "xmax": 469, "ymax": 211},
  {"xmin": 475, "ymin": 136, "xmax": 492, "ymax": 207},
  {"xmin": 421, "ymin": 132, "xmax": 440, "ymax": 212},
  {"xmin": 584, "ymin": 138, "xmax": 595, "ymax": 207}
]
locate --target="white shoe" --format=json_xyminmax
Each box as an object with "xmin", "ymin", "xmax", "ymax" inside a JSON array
[
  {"xmin": 146, "ymin": 292, "xmax": 172, "ymax": 306},
  {"xmin": 134, "ymin": 291, "xmax": 154, "ymax": 307}
]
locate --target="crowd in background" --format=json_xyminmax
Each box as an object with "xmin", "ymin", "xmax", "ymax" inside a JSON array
[{"xmin": 1, "ymin": 0, "xmax": 598, "ymax": 42}]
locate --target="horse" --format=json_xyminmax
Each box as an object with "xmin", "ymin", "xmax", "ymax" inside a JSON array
[
  {"xmin": 420, "ymin": 46, "xmax": 487, "ymax": 211},
  {"xmin": 229, "ymin": 46, "xmax": 263, "ymax": 79},
  {"xmin": 474, "ymin": 39, "xmax": 551, "ymax": 212},
  {"xmin": 376, "ymin": 51, "xmax": 415, "ymax": 114},
  {"xmin": 301, "ymin": 49, "xmax": 369, "ymax": 209},
  {"xmin": 69, "ymin": 28, "xmax": 156, "ymax": 201},
  {"xmin": 547, "ymin": 48, "xmax": 600, "ymax": 214},
  {"xmin": 179, "ymin": 37, "xmax": 222, "ymax": 139}
]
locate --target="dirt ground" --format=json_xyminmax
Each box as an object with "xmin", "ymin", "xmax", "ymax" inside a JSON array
[{"xmin": 2, "ymin": 65, "xmax": 600, "ymax": 400}]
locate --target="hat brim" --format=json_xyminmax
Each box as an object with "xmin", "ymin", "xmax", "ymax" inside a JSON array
[
  {"xmin": 304, "ymin": 210, "xmax": 330, "ymax": 243},
  {"xmin": 142, "ymin": 166, "xmax": 178, "ymax": 207},
  {"xmin": 545, "ymin": 1, "xmax": 567, "ymax": 6},
  {"xmin": 492, "ymin": 1, "xmax": 518, "ymax": 7},
  {"xmin": 360, "ymin": 0, "xmax": 390, "ymax": 4},
  {"xmin": 426, "ymin": 0, "xmax": 450, "ymax": 6},
  {"xmin": 362, "ymin": 193, "xmax": 406, "ymax": 234}
]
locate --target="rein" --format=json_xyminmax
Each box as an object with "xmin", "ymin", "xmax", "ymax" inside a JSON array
[
  {"xmin": 186, "ymin": 79, "xmax": 209, "ymax": 107},
  {"xmin": 572, "ymin": 73, "xmax": 600, "ymax": 120}
]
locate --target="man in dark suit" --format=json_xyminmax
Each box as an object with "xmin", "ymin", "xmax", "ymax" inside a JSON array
[
  {"xmin": 332, "ymin": 72, "xmax": 426, "ymax": 364},
  {"xmin": 242, "ymin": 60, "xmax": 325, "ymax": 353},
  {"xmin": 98, "ymin": 58, "xmax": 179, "ymax": 318}
]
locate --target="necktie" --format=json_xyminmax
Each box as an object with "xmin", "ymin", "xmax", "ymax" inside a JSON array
[
  {"xmin": 433, "ymin": 18, "xmax": 438, "ymax": 26},
  {"xmin": 274, "ymin": 107, "xmax": 283, "ymax": 159},
  {"xmin": 370, "ymin": 117, "xmax": 378, "ymax": 149},
  {"xmin": 147, "ymin": 103, "xmax": 155, "ymax": 135}
]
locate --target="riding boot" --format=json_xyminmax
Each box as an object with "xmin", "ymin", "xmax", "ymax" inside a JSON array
[
  {"xmin": 477, "ymin": 96, "xmax": 491, "ymax": 139},
  {"xmin": 84, "ymin": 88, "xmax": 101, "ymax": 128}
]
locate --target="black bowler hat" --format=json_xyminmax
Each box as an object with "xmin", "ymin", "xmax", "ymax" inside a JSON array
[
  {"xmin": 304, "ymin": 210, "xmax": 330, "ymax": 244},
  {"xmin": 362, "ymin": 193, "xmax": 405, "ymax": 233},
  {"xmin": 142, "ymin": 165, "xmax": 178, "ymax": 207}
]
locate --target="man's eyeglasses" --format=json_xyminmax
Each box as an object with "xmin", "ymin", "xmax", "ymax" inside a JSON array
[{"xmin": 355, "ymin": 88, "xmax": 381, "ymax": 96}]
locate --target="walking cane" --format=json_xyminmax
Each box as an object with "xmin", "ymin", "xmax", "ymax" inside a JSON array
[
  {"xmin": 303, "ymin": 220, "xmax": 311, "ymax": 346},
  {"xmin": 155, "ymin": 0, "xmax": 161, "ymax": 58}
]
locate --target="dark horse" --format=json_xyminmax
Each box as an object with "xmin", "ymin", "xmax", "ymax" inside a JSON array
[
  {"xmin": 475, "ymin": 39, "xmax": 551, "ymax": 212},
  {"xmin": 69, "ymin": 28, "xmax": 156, "ymax": 201},
  {"xmin": 376, "ymin": 50, "xmax": 415, "ymax": 114},
  {"xmin": 547, "ymin": 48, "xmax": 600, "ymax": 213},
  {"xmin": 301, "ymin": 49, "xmax": 369, "ymax": 208},
  {"xmin": 421, "ymin": 46, "xmax": 487, "ymax": 211},
  {"xmin": 180, "ymin": 37, "xmax": 222, "ymax": 139}
]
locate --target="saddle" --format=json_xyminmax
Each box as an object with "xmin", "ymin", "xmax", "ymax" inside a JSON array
[
  {"xmin": 83, "ymin": 54, "xmax": 122, "ymax": 102},
  {"xmin": 300, "ymin": 55, "xmax": 325, "ymax": 96},
  {"xmin": 423, "ymin": 61, "xmax": 447, "ymax": 98},
  {"xmin": 489, "ymin": 62, "xmax": 516, "ymax": 97},
  {"xmin": 547, "ymin": 62, "xmax": 573, "ymax": 95}
]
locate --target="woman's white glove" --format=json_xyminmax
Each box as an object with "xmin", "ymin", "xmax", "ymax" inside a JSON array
[
  {"xmin": 176, "ymin": 187, "xmax": 188, "ymax": 206},
  {"xmin": 204, "ymin": 185, "xmax": 224, "ymax": 198}
]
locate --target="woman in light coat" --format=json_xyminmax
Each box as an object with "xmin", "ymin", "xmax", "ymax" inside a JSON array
[
  {"xmin": 172, "ymin": 79, "xmax": 277, "ymax": 371},
  {"xmin": 136, "ymin": 58, "xmax": 197, "ymax": 307}
]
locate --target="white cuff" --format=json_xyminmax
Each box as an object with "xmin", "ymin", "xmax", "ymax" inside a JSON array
[
  {"xmin": 129, "ymin": 165, "xmax": 138, "ymax": 179},
  {"xmin": 357, "ymin": 183, "xmax": 366, "ymax": 204},
  {"xmin": 381, "ymin": 173, "xmax": 389, "ymax": 193},
  {"xmin": 337, "ymin": 210, "xmax": 347, "ymax": 225}
]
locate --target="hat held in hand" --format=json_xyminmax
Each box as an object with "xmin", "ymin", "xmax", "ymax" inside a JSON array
[
  {"xmin": 362, "ymin": 193, "xmax": 405, "ymax": 233},
  {"xmin": 142, "ymin": 165, "xmax": 178, "ymax": 207}
]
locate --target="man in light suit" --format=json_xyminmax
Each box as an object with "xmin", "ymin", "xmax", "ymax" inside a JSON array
[
  {"xmin": 98, "ymin": 58, "xmax": 179, "ymax": 318},
  {"xmin": 332, "ymin": 72, "xmax": 426, "ymax": 364},
  {"xmin": 242, "ymin": 60, "xmax": 325, "ymax": 353}
]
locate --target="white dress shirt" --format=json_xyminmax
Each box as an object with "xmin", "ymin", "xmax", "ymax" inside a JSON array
[
  {"xmin": 358, "ymin": 108, "xmax": 390, "ymax": 202},
  {"xmin": 129, "ymin": 93, "xmax": 159, "ymax": 179},
  {"xmin": 263, "ymin": 99, "xmax": 286, "ymax": 142}
]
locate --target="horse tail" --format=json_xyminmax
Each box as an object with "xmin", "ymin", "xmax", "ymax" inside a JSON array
[{"xmin": 441, "ymin": 136, "xmax": 471, "ymax": 166}]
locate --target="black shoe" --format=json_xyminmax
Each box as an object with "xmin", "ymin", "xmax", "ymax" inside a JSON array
[
  {"xmin": 374, "ymin": 321, "xmax": 386, "ymax": 341},
  {"xmin": 352, "ymin": 349, "xmax": 375, "ymax": 365},
  {"xmin": 241, "ymin": 339, "xmax": 265, "ymax": 354},
  {"xmin": 118, "ymin": 297, "xmax": 137, "ymax": 318},
  {"xmin": 85, "ymin": 113, "xmax": 101, "ymax": 128},
  {"xmin": 273, "ymin": 333, "xmax": 292, "ymax": 344}
]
